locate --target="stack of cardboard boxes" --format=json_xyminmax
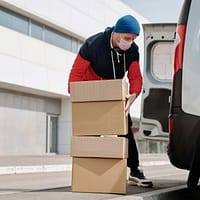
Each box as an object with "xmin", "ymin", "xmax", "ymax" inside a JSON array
[{"xmin": 70, "ymin": 79, "xmax": 128, "ymax": 194}]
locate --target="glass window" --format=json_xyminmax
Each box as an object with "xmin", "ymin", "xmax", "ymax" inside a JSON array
[
  {"xmin": 44, "ymin": 27, "xmax": 72, "ymax": 50},
  {"xmin": 30, "ymin": 20, "xmax": 43, "ymax": 40},
  {"xmin": 0, "ymin": 7, "xmax": 29, "ymax": 35},
  {"xmin": 71, "ymin": 39, "xmax": 83, "ymax": 53},
  {"xmin": 0, "ymin": 6, "xmax": 83, "ymax": 53},
  {"xmin": 71, "ymin": 38, "xmax": 78, "ymax": 53},
  {"xmin": 46, "ymin": 115, "xmax": 58, "ymax": 153},
  {"xmin": 151, "ymin": 42, "xmax": 175, "ymax": 81}
]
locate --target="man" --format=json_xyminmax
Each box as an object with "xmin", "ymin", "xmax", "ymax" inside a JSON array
[{"xmin": 68, "ymin": 15, "xmax": 153, "ymax": 187}]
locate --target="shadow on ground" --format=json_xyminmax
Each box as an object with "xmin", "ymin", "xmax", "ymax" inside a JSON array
[{"xmin": 41, "ymin": 178, "xmax": 187, "ymax": 195}]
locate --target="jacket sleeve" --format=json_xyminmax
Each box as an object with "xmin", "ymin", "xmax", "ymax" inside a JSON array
[
  {"xmin": 68, "ymin": 53, "xmax": 91, "ymax": 93},
  {"xmin": 127, "ymin": 60, "xmax": 143, "ymax": 96}
]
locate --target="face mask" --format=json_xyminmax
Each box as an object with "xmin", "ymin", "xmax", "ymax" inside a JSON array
[{"xmin": 117, "ymin": 38, "xmax": 132, "ymax": 51}]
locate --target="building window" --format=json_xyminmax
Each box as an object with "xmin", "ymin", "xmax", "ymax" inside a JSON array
[
  {"xmin": 0, "ymin": 7, "xmax": 29, "ymax": 35},
  {"xmin": 30, "ymin": 20, "xmax": 43, "ymax": 40},
  {"xmin": 46, "ymin": 114, "xmax": 58, "ymax": 153},
  {"xmin": 0, "ymin": 6, "xmax": 83, "ymax": 53},
  {"xmin": 72, "ymin": 38, "xmax": 82, "ymax": 53},
  {"xmin": 45, "ymin": 27, "xmax": 72, "ymax": 51}
]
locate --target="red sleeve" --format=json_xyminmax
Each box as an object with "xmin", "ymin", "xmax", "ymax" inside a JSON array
[
  {"xmin": 127, "ymin": 61, "xmax": 143, "ymax": 96},
  {"xmin": 68, "ymin": 54, "xmax": 90, "ymax": 93}
]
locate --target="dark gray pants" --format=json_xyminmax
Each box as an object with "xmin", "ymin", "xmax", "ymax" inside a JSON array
[
  {"xmin": 127, "ymin": 114, "xmax": 139, "ymax": 170},
  {"xmin": 119, "ymin": 114, "xmax": 139, "ymax": 171}
]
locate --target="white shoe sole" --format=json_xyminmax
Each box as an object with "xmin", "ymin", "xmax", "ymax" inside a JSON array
[{"xmin": 128, "ymin": 177, "xmax": 153, "ymax": 188}]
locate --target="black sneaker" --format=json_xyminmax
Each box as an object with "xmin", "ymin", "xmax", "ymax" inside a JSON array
[{"xmin": 129, "ymin": 168, "xmax": 153, "ymax": 188}]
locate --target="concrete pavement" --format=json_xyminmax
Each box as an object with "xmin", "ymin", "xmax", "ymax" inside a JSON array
[{"xmin": 0, "ymin": 154, "xmax": 199, "ymax": 199}]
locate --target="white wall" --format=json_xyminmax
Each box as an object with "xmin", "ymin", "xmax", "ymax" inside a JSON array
[
  {"xmin": 58, "ymin": 98, "xmax": 72, "ymax": 154},
  {"xmin": 0, "ymin": 0, "xmax": 150, "ymax": 154},
  {"xmin": 0, "ymin": 26, "xmax": 75, "ymax": 96},
  {"xmin": 1, "ymin": 0, "xmax": 149, "ymax": 107},
  {"xmin": 0, "ymin": 107, "xmax": 46, "ymax": 155}
]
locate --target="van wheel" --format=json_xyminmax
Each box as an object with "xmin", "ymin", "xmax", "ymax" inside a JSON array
[
  {"xmin": 187, "ymin": 138, "xmax": 200, "ymax": 187},
  {"xmin": 187, "ymin": 169, "xmax": 200, "ymax": 188}
]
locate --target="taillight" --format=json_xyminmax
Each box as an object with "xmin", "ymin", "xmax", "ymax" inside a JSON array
[
  {"xmin": 169, "ymin": 116, "xmax": 174, "ymax": 134},
  {"xmin": 174, "ymin": 24, "xmax": 187, "ymax": 74}
]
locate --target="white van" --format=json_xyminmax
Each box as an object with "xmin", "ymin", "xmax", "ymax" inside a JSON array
[{"xmin": 168, "ymin": 0, "xmax": 200, "ymax": 187}]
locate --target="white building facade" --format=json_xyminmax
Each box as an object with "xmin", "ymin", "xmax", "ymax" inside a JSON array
[{"xmin": 0, "ymin": 0, "xmax": 148, "ymax": 155}]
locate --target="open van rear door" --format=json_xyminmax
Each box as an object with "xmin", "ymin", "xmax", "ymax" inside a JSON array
[{"xmin": 140, "ymin": 23, "xmax": 176, "ymax": 137}]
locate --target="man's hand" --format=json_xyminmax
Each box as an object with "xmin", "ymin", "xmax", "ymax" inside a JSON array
[{"xmin": 125, "ymin": 93, "xmax": 137, "ymax": 116}]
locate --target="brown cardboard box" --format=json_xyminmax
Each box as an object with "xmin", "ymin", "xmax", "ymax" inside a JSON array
[
  {"xmin": 70, "ymin": 79, "xmax": 128, "ymax": 102},
  {"xmin": 71, "ymin": 136, "xmax": 128, "ymax": 158},
  {"xmin": 72, "ymin": 101, "xmax": 127, "ymax": 135},
  {"xmin": 72, "ymin": 157, "xmax": 127, "ymax": 194}
]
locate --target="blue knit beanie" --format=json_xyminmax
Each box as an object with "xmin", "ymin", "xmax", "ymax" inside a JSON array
[{"xmin": 113, "ymin": 15, "xmax": 140, "ymax": 35}]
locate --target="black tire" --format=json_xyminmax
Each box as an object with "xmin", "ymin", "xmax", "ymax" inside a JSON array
[
  {"xmin": 187, "ymin": 168, "xmax": 200, "ymax": 188},
  {"xmin": 187, "ymin": 137, "xmax": 200, "ymax": 188}
]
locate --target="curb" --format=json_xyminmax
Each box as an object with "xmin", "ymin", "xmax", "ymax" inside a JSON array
[{"xmin": 0, "ymin": 164, "xmax": 72, "ymax": 175}]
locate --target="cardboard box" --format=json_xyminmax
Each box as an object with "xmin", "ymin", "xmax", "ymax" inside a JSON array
[
  {"xmin": 71, "ymin": 136, "xmax": 128, "ymax": 158},
  {"xmin": 70, "ymin": 79, "xmax": 128, "ymax": 102},
  {"xmin": 72, "ymin": 157, "xmax": 127, "ymax": 194},
  {"xmin": 72, "ymin": 101, "xmax": 127, "ymax": 135}
]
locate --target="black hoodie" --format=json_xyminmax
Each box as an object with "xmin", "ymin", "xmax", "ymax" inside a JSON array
[{"xmin": 79, "ymin": 27, "xmax": 139, "ymax": 79}]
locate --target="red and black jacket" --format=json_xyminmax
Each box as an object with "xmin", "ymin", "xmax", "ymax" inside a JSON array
[{"xmin": 68, "ymin": 27, "xmax": 142, "ymax": 96}]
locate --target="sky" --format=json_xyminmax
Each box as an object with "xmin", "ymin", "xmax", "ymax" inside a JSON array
[{"xmin": 121, "ymin": 0, "xmax": 185, "ymax": 23}]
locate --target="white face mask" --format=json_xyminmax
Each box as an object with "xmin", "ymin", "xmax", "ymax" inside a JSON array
[{"xmin": 117, "ymin": 38, "xmax": 132, "ymax": 51}]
